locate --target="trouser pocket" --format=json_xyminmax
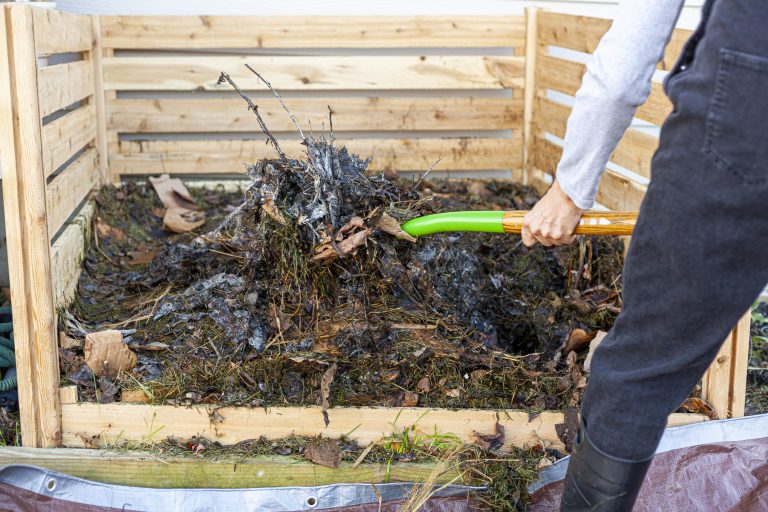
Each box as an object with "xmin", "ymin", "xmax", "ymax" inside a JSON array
[{"xmin": 703, "ymin": 48, "xmax": 768, "ymax": 186}]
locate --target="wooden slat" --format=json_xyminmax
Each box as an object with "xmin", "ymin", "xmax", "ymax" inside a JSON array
[
  {"xmin": 0, "ymin": 4, "xmax": 61, "ymax": 448},
  {"xmin": 32, "ymin": 7, "xmax": 92, "ymax": 56},
  {"xmin": 42, "ymin": 103, "xmax": 97, "ymax": 177},
  {"xmin": 0, "ymin": 447, "xmax": 461, "ymax": 488},
  {"xmin": 103, "ymin": 56, "xmax": 524, "ymax": 91},
  {"xmin": 101, "ymin": 16, "xmax": 524, "ymax": 49},
  {"xmin": 37, "ymin": 60, "xmax": 94, "ymax": 118},
  {"xmin": 532, "ymin": 136, "xmax": 645, "ymax": 210},
  {"xmin": 108, "ymin": 97, "xmax": 523, "ymax": 133},
  {"xmin": 522, "ymin": 7, "xmax": 539, "ymax": 184},
  {"xmin": 61, "ymin": 403, "xmax": 706, "ymax": 453},
  {"xmin": 729, "ymin": 312, "xmax": 752, "ymax": 418},
  {"xmin": 537, "ymin": 12, "xmax": 691, "ymax": 71},
  {"xmin": 51, "ymin": 202, "xmax": 94, "ymax": 307},
  {"xmin": 535, "ymin": 97, "xmax": 657, "ymax": 178},
  {"xmin": 111, "ymin": 137, "xmax": 522, "ymax": 175},
  {"xmin": 537, "ymin": 53, "xmax": 671, "ymax": 126},
  {"xmin": 46, "ymin": 149, "xmax": 98, "ymax": 238},
  {"xmin": 702, "ymin": 311, "xmax": 752, "ymax": 419}
]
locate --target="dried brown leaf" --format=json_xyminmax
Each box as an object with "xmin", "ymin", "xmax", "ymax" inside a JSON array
[
  {"xmin": 564, "ymin": 328, "xmax": 596, "ymax": 354},
  {"xmin": 59, "ymin": 332, "xmax": 82, "ymax": 350},
  {"xmin": 416, "ymin": 376, "xmax": 431, "ymax": 393},
  {"xmin": 474, "ymin": 422, "xmax": 505, "ymax": 451},
  {"xmin": 305, "ymin": 438, "xmax": 341, "ymax": 468},
  {"xmin": 679, "ymin": 397, "xmax": 717, "ymax": 420},
  {"xmin": 149, "ymin": 174, "xmax": 200, "ymax": 210},
  {"xmin": 371, "ymin": 212, "xmax": 416, "ymax": 242},
  {"xmin": 163, "ymin": 207, "xmax": 206, "ymax": 233},
  {"xmin": 83, "ymin": 330, "xmax": 137, "ymax": 378}
]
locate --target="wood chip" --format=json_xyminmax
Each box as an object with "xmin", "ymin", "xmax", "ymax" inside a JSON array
[
  {"xmin": 121, "ymin": 389, "xmax": 151, "ymax": 403},
  {"xmin": 163, "ymin": 207, "xmax": 206, "ymax": 233},
  {"xmin": 583, "ymin": 330, "xmax": 608, "ymax": 372},
  {"xmin": 83, "ymin": 330, "xmax": 137, "ymax": 378},
  {"xmin": 304, "ymin": 438, "xmax": 341, "ymax": 468},
  {"xmin": 135, "ymin": 342, "xmax": 169, "ymax": 351},
  {"xmin": 59, "ymin": 332, "xmax": 82, "ymax": 350},
  {"xmin": 371, "ymin": 212, "xmax": 416, "ymax": 242}
]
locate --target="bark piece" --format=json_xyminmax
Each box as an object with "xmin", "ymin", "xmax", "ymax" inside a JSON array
[
  {"xmin": 84, "ymin": 330, "xmax": 137, "ymax": 378},
  {"xmin": 304, "ymin": 438, "xmax": 341, "ymax": 468}
]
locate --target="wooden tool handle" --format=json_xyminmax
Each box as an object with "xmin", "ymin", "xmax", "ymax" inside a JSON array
[{"xmin": 502, "ymin": 211, "xmax": 637, "ymax": 236}]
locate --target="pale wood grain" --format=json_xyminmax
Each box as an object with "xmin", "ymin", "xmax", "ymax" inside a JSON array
[
  {"xmin": 532, "ymin": 136, "xmax": 646, "ymax": 211},
  {"xmin": 0, "ymin": 5, "xmax": 61, "ymax": 447},
  {"xmin": 32, "ymin": 7, "xmax": 91, "ymax": 56},
  {"xmin": 108, "ymin": 97, "xmax": 523, "ymax": 133},
  {"xmin": 535, "ymin": 97, "xmax": 658, "ymax": 178},
  {"xmin": 100, "ymin": 15, "xmax": 524, "ymax": 49},
  {"xmin": 41, "ymin": 103, "xmax": 97, "ymax": 177},
  {"xmin": 537, "ymin": 11, "xmax": 691, "ymax": 71},
  {"xmin": 537, "ymin": 52, "xmax": 672, "ymax": 126},
  {"xmin": 0, "ymin": 446, "xmax": 460, "ymax": 488},
  {"xmin": 59, "ymin": 386, "xmax": 78, "ymax": 405},
  {"xmin": 522, "ymin": 7, "xmax": 540, "ymax": 185},
  {"xmin": 61, "ymin": 402, "xmax": 707, "ymax": 453},
  {"xmin": 46, "ymin": 148, "xmax": 98, "ymax": 238},
  {"xmin": 90, "ymin": 16, "xmax": 109, "ymax": 183},
  {"xmin": 111, "ymin": 137, "xmax": 523, "ymax": 175},
  {"xmin": 37, "ymin": 60, "xmax": 93, "ymax": 118},
  {"xmin": 103, "ymin": 55, "xmax": 525, "ymax": 91},
  {"xmin": 51, "ymin": 202, "xmax": 94, "ymax": 307}
]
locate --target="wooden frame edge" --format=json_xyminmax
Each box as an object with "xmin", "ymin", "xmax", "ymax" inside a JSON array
[{"xmin": 60, "ymin": 402, "xmax": 707, "ymax": 454}]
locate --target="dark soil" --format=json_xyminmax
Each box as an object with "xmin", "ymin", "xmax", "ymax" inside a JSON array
[
  {"xmin": 59, "ymin": 137, "xmax": 624, "ymax": 415},
  {"xmin": 746, "ymin": 302, "xmax": 768, "ymax": 415}
]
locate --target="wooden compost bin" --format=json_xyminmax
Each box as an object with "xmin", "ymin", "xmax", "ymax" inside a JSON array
[{"xmin": 0, "ymin": 4, "xmax": 751, "ymax": 485}]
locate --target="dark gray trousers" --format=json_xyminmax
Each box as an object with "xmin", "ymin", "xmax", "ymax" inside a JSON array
[{"xmin": 581, "ymin": 0, "xmax": 768, "ymax": 460}]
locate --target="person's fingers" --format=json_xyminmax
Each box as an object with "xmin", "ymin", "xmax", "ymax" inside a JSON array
[
  {"xmin": 521, "ymin": 225, "xmax": 538, "ymax": 247},
  {"xmin": 533, "ymin": 233, "xmax": 554, "ymax": 247}
]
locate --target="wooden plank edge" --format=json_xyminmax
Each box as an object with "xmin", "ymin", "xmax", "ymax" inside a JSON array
[
  {"xmin": 51, "ymin": 201, "xmax": 95, "ymax": 308},
  {"xmin": 61, "ymin": 402, "xmax": 707, "ymax": 454},
  {"xmin": 0, "ymin": 446, "xmax": 459, "ymax": 488}
]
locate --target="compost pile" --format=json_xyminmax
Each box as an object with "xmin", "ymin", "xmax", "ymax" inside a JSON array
[{"xmin": 60, "ymin": 77, "xmax": 625, "ymax": 420}]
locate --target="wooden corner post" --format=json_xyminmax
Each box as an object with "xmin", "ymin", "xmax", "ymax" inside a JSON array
[
  {"xmin": 701, "ymin": 311, "xmax": 751, "ymax": 419},
  {"xmin": 522, "ymin": 7, "xmax": 540, "ymax": 185},
  {"xmin": 89, "ymin": 15, "xmax": 109, "ymax": 185},
  {"xmin": 0, "ymin": 4, "xmax": 62, "ymax": 447}
]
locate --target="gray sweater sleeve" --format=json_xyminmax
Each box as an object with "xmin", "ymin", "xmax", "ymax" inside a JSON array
[{"xmin": 555, "ymin": 0, "xmax": 685, "ymax": 210}]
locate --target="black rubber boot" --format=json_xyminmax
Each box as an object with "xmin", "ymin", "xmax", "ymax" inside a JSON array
[{"xmin": 560, "ymin": 418, "xmax": 653, "ymax": 511}]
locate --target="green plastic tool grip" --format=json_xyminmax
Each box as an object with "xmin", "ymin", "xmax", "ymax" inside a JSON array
[{"xmin": 400, "ymin": 211, "xmax": 505, "ymax": 237}]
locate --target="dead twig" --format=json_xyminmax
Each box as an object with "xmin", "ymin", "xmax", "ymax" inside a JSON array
[
  {"xmin": 245, "ymin": 64, "xmax": 306, "ymax": 141},
  {"xmin": 414, "ymin": 158, "xmax": 442, "ymax": 191},
  {"xmin": 217, "ymin": 72, "xmax": 286, "ymax": 161}
]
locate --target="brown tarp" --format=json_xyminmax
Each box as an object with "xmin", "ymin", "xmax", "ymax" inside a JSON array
[{"xmin": 531, "ymin": 437, "xmax": 768, "ymax": 511}]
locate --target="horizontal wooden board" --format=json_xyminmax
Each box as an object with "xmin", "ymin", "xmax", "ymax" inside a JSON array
[
  {"xmin": 111, "ymin": 137, "xmax": 522, "ymax": 174},
  {"xmin": 537, "ymin": 12, "xmax": 691, "ymax": 71},
  {"xmin": 532, "ymin": 136, "xmax": 646, "ymax": 210},
  {"xmin": 51, "ymin": 202, "xmax": 94, "ymax": 307},
  {"xmin": 42, "ymin": 103, "xmax": 97, "ymax": 177},
  {"xmin": 108, "ymin": 97, "xmax": 524, "ymax": 133},
  {"xmin": 536, "ymin": 52, "xmax": 672, "ymax": 126},
  {"xmin": 103, "ymin": 55, "xmax": 524, "ymax": 91},
  {"xmin": 101, "ymin": 15, "xmax": 524, "ymax": 49},
  {"xmin": 38, "ymin": 60, "xmax": 94, "ymax": 118},
  {"xmin": 60, "ymin": 403, "xmax": 706, "ymax": 453},
  {"xmin": 535, "ymin": 97, "xmax": 657, "ymax": 178},
  {"xmin": 0, "ymin": 446, "xmax": 459, "ymax": 488},
  {"xmin": 46, "ymin": 148, "xmax": 99, "ymax": 237},
  {"xmin": 32, "ymin": 8, "xmax": 92, "ymax": 56}
]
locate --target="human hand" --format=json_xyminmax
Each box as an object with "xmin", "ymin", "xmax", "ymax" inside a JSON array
[{"xmin": 521, "ymin": 181, "xmax": 583, "ymax": 247}]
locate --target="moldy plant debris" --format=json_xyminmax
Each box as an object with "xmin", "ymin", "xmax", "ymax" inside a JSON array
[{"xmin": 60, "ymin": 71, "xmax": 625, "ymax": 422}]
